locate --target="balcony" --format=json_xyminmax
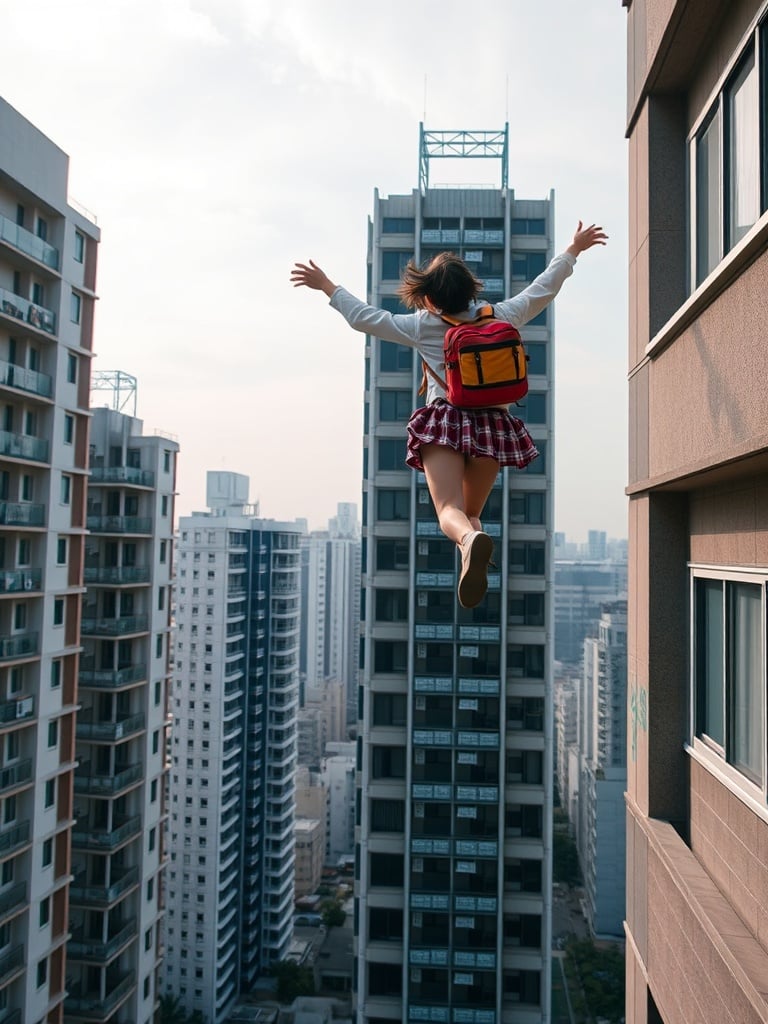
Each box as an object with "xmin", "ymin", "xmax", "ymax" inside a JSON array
[
  {"xmin": 0, "ymin": 286, "xmax": 56, "ymax": 334},
  {"xmin": 0, "ymin": 759, "xmax": 33, "ymax": 796},
  {"xmin": 70, "ymin": 865, "xmax": 140, "ymax": 907},
  {"xmin": 0, "ymin": 502, "xmax": 44, "ymax": 527},
  {"xmin": 83, "ymin": 566, "xmax": 150, "ymax": 586},
  {"xmin": 0, "ymin": 359, "xmax": 52, "ymax": 399},
  {"xmin": 0, "ymin": 696, "xmax": 34, "ymax": 725},
  {"xmin": 0, "ymin": 430, "xmax": 49, "ymax": 463},
  {"xmin": 76, "ymin": 711, "xmax": 146, "ymax": 743},
  {"xmin": 80, "ymin": 615, "xmax": 149, "ymax": 637},
  {"xmin": 63, "ymin": 970, "xmax": 136, "ymax": 1019},
  {"xmin": 0, "ymin": 882, "xmax": 26, "ymax": 922},
  {"xmin": 71, "ymin": 815, "xmax": 142, "ymax": 851},
  {"xmin": 68, "ymin": 917, "xmax": 137, "ymax": 962},
  {"xmin": 0, "ymin": 569, "xmax": 42, "ymax": 594},
  {"xmin": 0, "ymin": 822, "xmax": 30, "ymax": 858},
  {"xmin": 89, "ymin": 466, "xmax": 155, "ymax": 487},
  {"xmin": 0, "ymin": 634, "xmax": 37, "ymax": 662},
  {"xmin": 0, "ymin": 213, "xmax": 59, "ymax": 269},
  {"xmin": 0, "ymin": 944, "xmax": 24, "ymax": 986},
  {"xmin": 78, "ymin": 664, "xmax": 147, "ymax": 689},
  {"xmin": 86, "ymin": 515, "xmax": 152, "ymax": 535},
  {"xmin": 74, "ymin": 762, "xmax": 143, "ymax": 796}
]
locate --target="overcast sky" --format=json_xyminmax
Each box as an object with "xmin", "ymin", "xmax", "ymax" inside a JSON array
[{"xmin": 3, "ymin": 0, "xmax": 629, "ymax": 541}]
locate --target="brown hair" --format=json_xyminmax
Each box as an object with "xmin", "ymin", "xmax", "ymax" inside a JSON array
[{"xmin": 397, "ymin": 251, "xmax": 483, "ymax": 315}]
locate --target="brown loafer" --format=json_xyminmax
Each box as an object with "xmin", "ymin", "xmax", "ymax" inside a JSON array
[{"xmin": 457, "ymin": 531, "xmax": 493, "ymax": 608}]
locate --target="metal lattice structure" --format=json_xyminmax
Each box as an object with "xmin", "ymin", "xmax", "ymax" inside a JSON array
[
  {"xmin": 90, "ymin": 370, "xmax": 138, "ymax": 416},
  {"xmin": 419, "ymin": 123, "xmax": 509, "ymax": 192}
]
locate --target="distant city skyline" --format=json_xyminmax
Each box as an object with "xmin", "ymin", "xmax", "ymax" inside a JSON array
[{"xmin": 1, "ymin": 0, "xmax": 629, "ymax": 543}]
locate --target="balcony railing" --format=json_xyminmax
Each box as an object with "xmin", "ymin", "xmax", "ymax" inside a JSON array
[
  {"xmin": 0, "ymin": 634, "xmax": 37, "ymax": 661},
  {"xmin": 80, "ymin": 615, "xmax": 149, "ymax": 637},
  {"xmin": 0, "ymin": 945, "xmax": 24, "ymax": 985},
  {"xmin": 86, "ymin": 515, "xmax": 152, "ymax": 534},
  {"xmin": 76, "ymin": 711, "xmax": 146, "ymax": 742},
  {"xmin": 0, "ymin": 822, "xmax": 30, "ymax": 857},
  {"xmin": 89, "ymin": 466, "xmax": 155, "ymax": 487},
  {"xmin": 0, "ymin": 569, "xmax": 42, "ymax": 594},
  {"xmin": 0, "ymin": 213, "xmax": 59, "ymax": 269},
  {"xmin": 0, "ymin": 430, "xmax": 49, "ymax": 463},
  {"xmin": 0, "ymin": 502, "xmax": 44, "ymax": 527},
  {"xmin": 78, "ymin": 664, "xmax": 147, "ymax": 689},
  {"xmin": 83, "ymin": 566, "xmax": 150, "ymax": 585},
  {"xmin": 0, "ymin": 286, "xmax": 55, "ymax": 334},
  {"xmin": 0, "ymin": 882, "xmax": 26, "ymax": 921},
  {"xmin": 0, "ymin": 696, "xmax": 34, "ymax": 725},
  {"xmin": 63, "ymin": 970, "xmax": 136, "ymax": 1018},
  {"xmin": 0, "ymin": 759, "xmax": 32, "ymax": 796},
  {"xmin": 69, "ymin": 865, "xmax": 139, "ymax": 907},
  {"xmin": 71, "ymin": 814, "xmax": 142, "ymax": 850},
  {"xmin": 74, "ymin": 762, "xmax": 143, "ymax": 796},
  {"xmin": 0, "ymin": 359, "xmax": 53, "ymax": 399},
  {"xmin": 68, "ymin": 917, "xmax": 137, "ymax": 962}
]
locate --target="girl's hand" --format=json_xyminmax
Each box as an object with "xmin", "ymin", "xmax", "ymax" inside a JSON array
[
  {"xmin": 567, "ymin": 221, "xmax": 608, "ymax": 256},
  {"xmin": 291, "ymin": 260, "xmax": 337, "ymax": 296}
]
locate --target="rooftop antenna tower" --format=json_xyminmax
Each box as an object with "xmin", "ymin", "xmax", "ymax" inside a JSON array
[
  {"xmin": 90, "ymin": 370, "xmax": 138, "ymax": 417},
  {"xmin": 418, "ymin": 122, "xmax": 510, "ymax": 194}
]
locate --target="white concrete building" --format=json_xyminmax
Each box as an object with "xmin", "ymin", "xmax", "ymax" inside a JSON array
[
  {"xmin": 164, "ymin": 472, "xmax": 301, "ymax": 1023},
  {"xmin": 0, "ymin": 98, "xmax": 100, "ymax": 1023},
  {"xmin": 299, "ymin": 504, "xmax": 361, "ymax": 724},
  {"xmin": 355, "ymin": 127, "xmax": 556, "ymax": 1024},
  {"xmin": 72, "ymin": 403, "xmax": 178, "ymax": 1021},
  {"xmin": 322, "ymin": 748, "xmax": 356, "ymax": 866}
]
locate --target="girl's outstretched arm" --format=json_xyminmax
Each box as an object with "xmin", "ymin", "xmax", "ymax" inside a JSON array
[
  {"xmin": 291, "ymin": 260, "xmax": 337, "ymax": 297},
  {"xmin": 566, "ymin": 221, "xmax": 608, "ymax": 257}
]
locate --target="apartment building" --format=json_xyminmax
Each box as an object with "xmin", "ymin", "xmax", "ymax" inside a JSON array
[
  {"xmin": 625, "ymin": 0, "xmax": 768, "ymax": 1020},
  {"xmin": 356, "ymin": 126, "xmax": 555, "ymax": 1024},
  {"xmin": 164, "ymin": 472, "xmax": 300, "ymax": 1024},
  {"xmin": 69, "ymin": 404, "xmax": 178, "ymax": 1021},
  {"xmin": 0, "ymin": 98, "xmax": 99, "ymax": 1023}
]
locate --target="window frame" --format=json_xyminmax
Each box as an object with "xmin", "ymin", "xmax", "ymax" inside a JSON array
[{"xmin": 689, "ymin": 564, "xmax": 768, "ymax": 808}]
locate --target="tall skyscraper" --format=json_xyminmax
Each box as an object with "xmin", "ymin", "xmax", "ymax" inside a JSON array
[
  {"xmin": 299, "ymin": 503, "xmax": 361, "ymax": 724},
  {"xmin": 0, "ymin": 98, "xmax": 99, "ymax": 1022},
  {"xmin": 577, "ymin": 600, "xmax": 626, "ymax": 937},
  {"xmin": 625, "ymin": 0, "xmax": 768, "ymax": 1019},
  {"xmin": 70, "ymin": 399, "xmax": 178, "ymax": 1020},
  {"xmin": 356, "ymin": 127, "xmax": 555, "ymax": 1024},
  {"xmin": 164, "ymin": 472, "xmax": 300, "ymax": 1024}
]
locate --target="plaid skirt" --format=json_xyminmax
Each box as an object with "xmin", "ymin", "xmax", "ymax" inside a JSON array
[{"xmin": 405, "ymin": 399, "xmax": 539, "ymax": 471}]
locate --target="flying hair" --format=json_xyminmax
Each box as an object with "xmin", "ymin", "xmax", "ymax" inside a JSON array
[{"xmin": 398, "ymin": 252, "xmax": 483, "ymax": 315}]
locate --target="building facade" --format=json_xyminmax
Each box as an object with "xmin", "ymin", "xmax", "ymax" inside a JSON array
[
  {"xmin": 0, "ymin": 98, "xmax": 100, "ymax": 1023},
  {"xmin": 164, "ymin": 473, "xmax": 300, "ymax": 1023},
  {"xmin": 553, "ymin": 558, "xmax": 627, "ymax": 666},
  {"xmin": 355, "ymin": 127, "xmax": 555, "ymax": 1024},
  {"xmin": 625, "ymin": 0, "xmax": 768, "ymax": 1020},
  {"xmin": 71, "ymin": 404, "xmax": 178, "ymax": 1021}
]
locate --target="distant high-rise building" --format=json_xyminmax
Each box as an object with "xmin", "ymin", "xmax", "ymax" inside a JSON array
[
  {"xmin": 356, "ymin": 126, "xmax": 555, "ymax": 1024},
  {"xmin": 0, "ymin": 98, "xmax": 101, "ymax": 1022},
  {"xmin": 554, "ymin": 675, "xmax": 579, "ymax": 819},
  {"xmin": 586, "ymin": 530, "xmax": 607, "ymax": 560},
  {"xmin": 625, "ymin": 1, "xmax": 768, "ymax": 1018},
  {"xmin": 554, "ymin": 558, "xmax": 627, "ymax": 666},
  {"xmin": 576, "ymin": 601, "xmax": 626, "ymax": 937},
  {"xmin": 73, "ymin": 402, "xmax": 178, "ymax": 1019},
  {"xmin": 299, "ymin": 503, "xmax": 361, "ymax": 723},
  {"xmin": 164, "ymin": 473, "xmax": 300, "ymax": 1023}
]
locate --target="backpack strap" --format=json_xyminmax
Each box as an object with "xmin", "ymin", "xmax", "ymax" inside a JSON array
[
  {"xmin": 418, "ymin": 359, "xmax": 447, "ymax": 396},
  {"xmin": 438, "ymin": 304, "xmax": 495, "ymax": 327}
]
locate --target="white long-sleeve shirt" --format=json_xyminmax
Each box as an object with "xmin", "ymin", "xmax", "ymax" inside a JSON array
[{"xmin": 329, "ymin": 251, "xmax": 577, "ymax": 404}]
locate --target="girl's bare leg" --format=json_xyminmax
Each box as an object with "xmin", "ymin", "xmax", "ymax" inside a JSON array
[
  {"xmin": 420, "ymin": 444, "xmax": 474, "ymax": 545},
  {"xmin": 462, "ymin": 456, "xmax": 500, "ymax": 533}
]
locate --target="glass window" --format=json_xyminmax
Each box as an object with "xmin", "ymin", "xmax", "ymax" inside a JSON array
[
  {"xmin": 74, "ymin": 231, "xmax": 85, "ymax": 263},
  {"xmin": 377, "ymin": 438, "xmax": 406, "ymax": 472},
  {"xmin": 379, "ymin": 389, "xmax": 412, "ymax": 421},
  {"xmin": 63, "ymin": 415, "xmax": 74, "ymax": 444},
  {"xmin": 70, "ymin": 292, "xmax": 82, "ymax": 324},
  {"xmin": 381, "ymin": 250, "xmax": 412, "ymax": 280},
  {"xmin": 377, "ymin": 488, "xmax": 409, "ymax": 520},
  {"xmin": 726, "ymin": 47, "xmax": 760, "ymax": 250},
  {"xmin": 67, "ymin": 354, "xmax": 77, "ymax": 384},
  {"xmin": 379, "ymin": 338, "xmax": 413, "ymax": 371},
  {"xmin": 382, "ymin": 217, "xmax": 414, "ymax": 233},
  {"xmin": 694, "ymin": 573, "xmax": 765, "ymax": 787},
  {"xmin": 696, "ymin": 107, "xmax": 722, "ymax": 285}
]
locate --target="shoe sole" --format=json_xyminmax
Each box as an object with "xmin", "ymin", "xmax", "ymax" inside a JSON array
[{"xmin": 457, "ymin": 532, "xmax": 494, "ymax": 608}]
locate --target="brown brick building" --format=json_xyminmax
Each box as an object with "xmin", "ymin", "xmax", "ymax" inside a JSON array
[{"xmin": 625, "ymin": 1, "xmax": 768, "ymax": 1021}]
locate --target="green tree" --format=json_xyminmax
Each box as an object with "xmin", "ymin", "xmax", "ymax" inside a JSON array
[
  {"xmin": 553, "ymin": 830, "xmax": 582, "ymax": 886},
  {"xmin": 271, "ymin": 960, "xmax": 316, "ymax": 1003},
  {"xmin": 158, "ymin": 994, "xmax": 187, "ymax": 1024},
  {"xmin": 321, "ymin": 898, "xmax": 346, "ymax": 928}
]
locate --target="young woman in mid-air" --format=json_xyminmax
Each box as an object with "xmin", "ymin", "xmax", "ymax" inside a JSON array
[{"xmin": 291, "ymin": 221, "xmax": 607, "ymax": 608}]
